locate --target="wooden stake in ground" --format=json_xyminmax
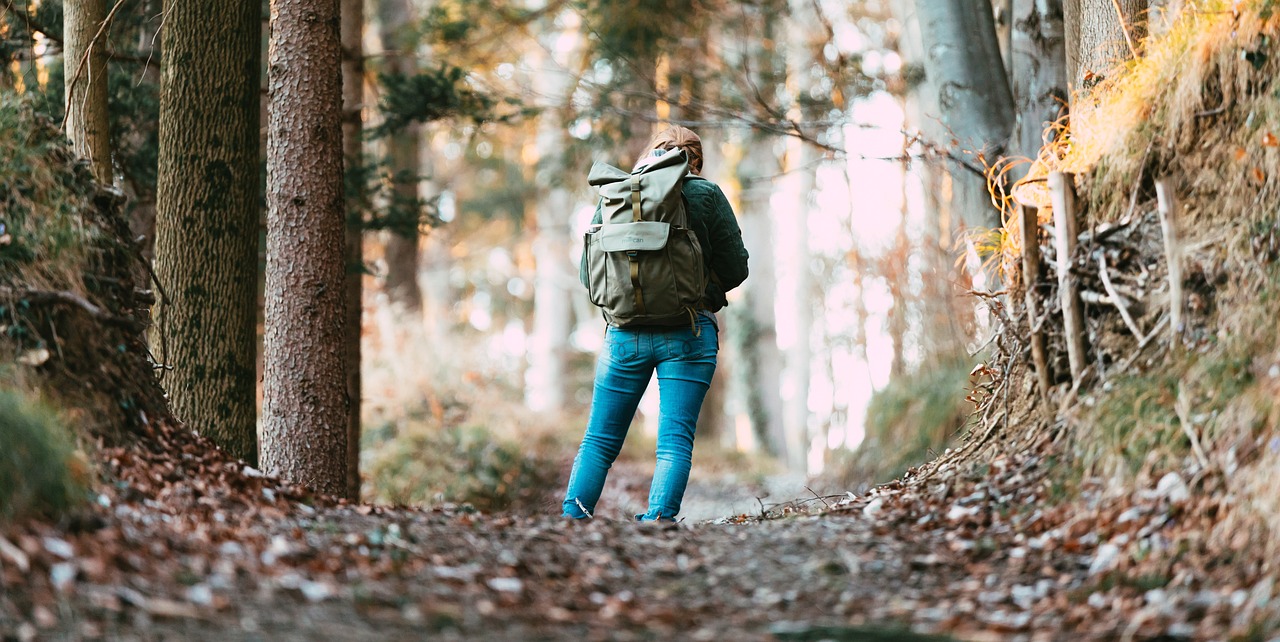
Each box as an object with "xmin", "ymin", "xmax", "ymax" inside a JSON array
[
  {"xmin": 1049, "ymin": 172, "xmax": 1088, "ymax": 384},
  {"xmin": 1155, "ymin": 178, "xmax": 1183, "ymax": 343},
  {"xmin": 1018, "ymin": 204, "xmax": 1052, "ymax": 406}
]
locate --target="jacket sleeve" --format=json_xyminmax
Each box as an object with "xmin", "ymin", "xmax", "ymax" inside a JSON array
[{"xmin": 696, "ymin": 183, "xmax": 749, "ymax": 293}]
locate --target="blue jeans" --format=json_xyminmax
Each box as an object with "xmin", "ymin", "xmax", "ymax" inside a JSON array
[{"xmin": 562, "ymin": 313, "xmax": 718, "ymax": 521}]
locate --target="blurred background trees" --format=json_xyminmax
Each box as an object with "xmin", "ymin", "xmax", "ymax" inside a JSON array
[{"xmin": 1, "ymin": 0, "xmax": 1104, "ymax": 500}]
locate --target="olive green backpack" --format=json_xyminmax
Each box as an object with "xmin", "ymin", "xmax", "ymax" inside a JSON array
[{"xmin": 584, "ymin": 149, "xmax": 707, "ymax": 327}]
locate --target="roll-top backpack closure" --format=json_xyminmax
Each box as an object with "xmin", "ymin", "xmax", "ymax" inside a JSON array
[{"xmin": 583, "ymin": 149, "xmax": 708, "ymax": 327}]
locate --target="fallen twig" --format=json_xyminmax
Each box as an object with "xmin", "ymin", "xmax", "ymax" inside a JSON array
[
  {"xmin": 1098, "ymin": 254, "xmax": 1145, "ymax": 340},
  {"xmin": 805, "ymin": 487, "xmax": 832, "ymax": 510},
  {"xmin": 1175, "ymin": 382, "xmax": 1213, "ymax": 472}
]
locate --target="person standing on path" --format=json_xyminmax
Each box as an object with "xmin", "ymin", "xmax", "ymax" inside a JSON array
[{"xmin": 562, "ymin": 126, "xmax": 749, "ymax": 522}]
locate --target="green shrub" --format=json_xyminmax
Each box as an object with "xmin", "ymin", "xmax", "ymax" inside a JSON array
[
  {"xmin": 828, "ymin": 359, "xmax": 974, "ymax": 487},
  {"xmin": 0, "ymin": 390, "xmax": 86, "ymax": 523},
  {"xmin": 365, "ymin": 424, "xmax": 563, "ymax": 512}
]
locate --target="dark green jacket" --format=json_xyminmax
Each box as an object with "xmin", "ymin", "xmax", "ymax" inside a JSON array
[{"xmin": 579, "ymin": 176, "xmax": 749, "ymax": 312}]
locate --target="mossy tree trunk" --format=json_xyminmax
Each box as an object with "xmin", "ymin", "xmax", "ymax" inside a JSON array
[
  {"xmin": 261, "ymin": 0, "xmax": 350, "ymax": 498},
  {"xmin": 340, "ymin": 0, "xmax": 364, "ymax": 500},
  {"xmin": 63, "ymin": 0, "xmax": 113, "ymax": 184},
  {"xmin": 154, "ymin": 0, "xmax": 263, "ymax": 464}
]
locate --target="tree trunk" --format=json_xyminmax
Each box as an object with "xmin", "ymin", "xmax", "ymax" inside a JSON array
[
  {"xmin": 1010, "ymin": 0, "xmax": 1068, "ymax": 179},
  {"xmin": 154, "ymin": 0, "xmax": 262, "ymax": 464},
  {"xmin": 524, "ymin": 5, "xmax": 577, "ymax": 414},
  {"xmin": 891, "ymin": 1, "xmax": 966, "ymax": 365},
  {"xmin": 914, "ymin": 0, "xmax": 1016, "ymax": 231},
  {"xmin": 733, "ymin": 130, "xmax": 789, "ymax": 465},
  {"xmin": 779, "ymin": 0, "xmax": 820, "ymax": 471},
  {"xmin": 340, "ymin": 0, "xmax": 364, "ymax": 500},
  {"xmin": 381, "ymin": 135, "xmax": 423, "ymax": 312},
  {"xmin": 1063, "ymin": 0, "xmax": 1146, "ymax": 98},
  {"xmin": 127, "ymin": 0, "xmax": 163, "ymax": 261},
  {"xmin": 261, "ymin": 0, "xmax": 349, "ymax": 498},
  {"xmin": 63, "ymin": 0, "xmax": 113, "ymax": 184},
  {"xmin": 378, "ymin": 0, "xmax": 423, "ymax": 314}
]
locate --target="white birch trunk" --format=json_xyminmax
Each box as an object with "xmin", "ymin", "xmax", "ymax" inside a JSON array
[
  {"xmin": 913, "ymin": 0, "xmax": 1016, "ymax": 231},
  {"xmin": 1010, "ymin": 0, "xmax": 1067, "ymax": 180},
  {"xmin": 523, "ymin": 4, "xmax": 578, "ymax": 413},
  {"xmin": 779, "ymin": 0, "xmax": 819, "ymax": 472}
]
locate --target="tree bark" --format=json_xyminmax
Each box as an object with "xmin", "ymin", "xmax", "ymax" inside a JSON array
[
  {"xmin": 733, "ymin": 130, "xmax": 789, "ymax": 465},
  {"xmin": 340, "ymin": 0, "xmax": 363, "ymax": 500},
  {"xmin": 524, "ymin": 4, "xmax": 576, "ymax": 414},
  {"xmin": 1063, "ymin": 0, "xmax": 1146, "ymax": 98},
  {"xmin": 261, "ymin": 0, "xmax": 349, "ymax": 498},
  {"xmin": 891, "ymin": 1, "xmax": 966, "ymax": 365},
  {"xmin": 378, "ymin": 0, "xmax": 424, "ymax": 314},
  {"xmin": 127, "ymin": 0, "xmax": 163, "ymax": 261},
  {"xmin": 914, "ymin": 0, "xmax": 1016, "ymax": 230},
  {"xmin": 154, "ymin": 0, "xmax": 262, "ymax": 464},
  {"xmin": 779, "ymin": 0, "xmax": 820, "ymax": 471},
  {"xmin": 64, "ymin": 0, "xmax": 113, "ymax": 184},
  {"xmin": 1010, "ymin": 0, "xmax": 1067, "ymax": 179}
]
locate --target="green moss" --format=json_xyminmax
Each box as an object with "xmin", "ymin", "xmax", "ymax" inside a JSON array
[
  {"xmin": 0, "ymin": 93, "xmax": 103, "ymax": 282},
  {"xmin": 0, "ymin": 389, "xmax": 87, "ymax": 523},
  {"xmin": 365, "ymin": 424, "xmax": 562, "ymax": 512},
  {"xmin": 830, "ymin": 360, "xmax": 974, "ymax": 485}
]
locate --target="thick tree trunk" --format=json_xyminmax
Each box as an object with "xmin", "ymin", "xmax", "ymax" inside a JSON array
[
  {"xmin": 914, "ymin": 0, "xmax": 1016, "ymax": 231},
  {"xmin": 63, "ymin": 0, "xmax": 113, "ymax": 184},
  {"xmin": 154, "ymin": 0, "xmax": 262, "ymax": 464},
  {"xmin": 261, "ymin": 0, "xmax": 349, "ymax": 498},
  {"xmin": 1011, "ymin": 0, "xmax": 1068, "ymax": 177},
  {"xmin": 1064, "ymin": 0, "xmax": 1147, "ymax": 98},
  {"xmin": 340, "ymin": 0, "xmax": 364, "ymax": 500},
  {"xmin": 378, "ymin": 0, "xmax": 423, "ymax": 314}
]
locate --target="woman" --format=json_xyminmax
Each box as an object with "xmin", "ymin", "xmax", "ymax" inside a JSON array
[{"xmin": 563, "ymin": 126, "xmax": 749, "ymax": 522}]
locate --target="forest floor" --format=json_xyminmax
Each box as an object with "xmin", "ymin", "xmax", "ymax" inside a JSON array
[{"xmin": 3, "ymin": 419, "xmax": 1271, "ymax": 642}]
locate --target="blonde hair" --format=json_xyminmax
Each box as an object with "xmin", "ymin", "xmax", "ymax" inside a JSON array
[{"xmin": 641, "ymin": 126, "xmax": 703, "ymax": 175}]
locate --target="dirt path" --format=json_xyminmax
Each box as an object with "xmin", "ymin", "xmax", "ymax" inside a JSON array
[{"xmin": 3, "ymin": 426, "xmax": 1268, "ymax": 642}]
